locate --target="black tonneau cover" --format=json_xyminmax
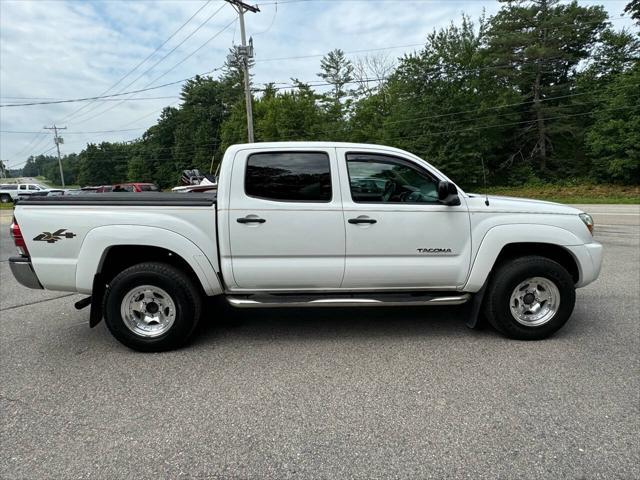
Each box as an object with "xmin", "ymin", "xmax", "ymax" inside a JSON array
[{"xmin": 18, "ymin": 192, "xmax": 217, "ymax": 207}]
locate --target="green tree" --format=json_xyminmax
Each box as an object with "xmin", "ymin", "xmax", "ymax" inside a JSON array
[
  {"xmin": 586, "ymin": 64, "xmax": 640, "ymax": 183},
  {"xmin": 77, "ymin": 142, "xmax": 129, "ymax": 186},
  {"xmin": 369, "ymin": 15, "xmax": 520, "ymax": 187},
  {"xmin": 317, "ymin": 49, "xmax": 355, "ymax": 139},
  {"xmin": 625, "ymin": 0, "xmax": 640, "ymax": 25},
  {"xmin": 255, "ymin": 81, "xmax": 327, "ymax": 141},
  {"xmin": 485, "ymin": 0, "xmax": 608, "ymax": 172}
]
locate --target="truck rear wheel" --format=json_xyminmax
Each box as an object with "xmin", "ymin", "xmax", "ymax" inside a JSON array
[
  {"xmin": 103, "ymin": 262, "xmax": 202, "ymax": 352},
  {"xmin": 483, "ymin": 256, "xmax": 575, "ymax": 340},
  {"xmin": 0, "ymin": 194, "xmax": 12, "ymax": 203}
]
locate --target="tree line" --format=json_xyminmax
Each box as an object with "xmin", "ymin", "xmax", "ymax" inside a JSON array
[{"xmin": 19, "ymin": 0, "xmax": 640, "ymax": 190}]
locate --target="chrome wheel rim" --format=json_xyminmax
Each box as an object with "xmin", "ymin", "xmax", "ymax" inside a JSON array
[
  {"xmin": 509, "ymin": 277, "xmax": 560, "ymax": 327},
  {"xmin": 120, "ymin": 285, "xmax": 176, "ymax": 338}
]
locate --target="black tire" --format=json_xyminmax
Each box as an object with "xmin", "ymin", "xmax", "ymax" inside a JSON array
[
  {"xmin": 483, "ymin": 256, "xmax": 575, "ymax": 340},
  {"xmin": 103, "ymin": 262, "xmax": 202, "ymax": 352},
  {"xmin": 0, "ymin": 194, "xmax": 12, "ymax": 204}
]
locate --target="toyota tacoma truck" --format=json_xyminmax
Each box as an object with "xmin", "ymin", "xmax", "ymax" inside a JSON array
[{"xmin": 8, "ymin": 142, "xmax": 602, "ymax": 351}]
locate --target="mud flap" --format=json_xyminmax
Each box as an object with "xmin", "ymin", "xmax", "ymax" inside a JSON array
[
  {"xmin": 89, "ymin": 273, "xmax": 106, "ymax": 328},
  {"xmin": 466, "ymin": 282, "xmax": 488, "ymax": 329}
]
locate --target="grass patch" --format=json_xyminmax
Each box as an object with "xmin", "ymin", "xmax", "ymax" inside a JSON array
[
  {"xmin": 0, "ymin": 202, "xmax": 14, "ymax": 210},
  {"xmin": 484, "ymin": 183, "xmax": 639, "ymax": 204}
]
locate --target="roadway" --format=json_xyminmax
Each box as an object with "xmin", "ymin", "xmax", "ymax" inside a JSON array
[{"xmin": 1, "ymin": 205, "xmax": 638, "ymax": 478}]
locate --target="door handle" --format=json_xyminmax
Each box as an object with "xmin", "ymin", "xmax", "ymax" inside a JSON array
[
  {"xmin": 237, "ymin": 217, "xmax": 266, "ymax": 224},
  {"xmin": 348, "ymin": 217, "xmax": 377, "ymax": 225}
]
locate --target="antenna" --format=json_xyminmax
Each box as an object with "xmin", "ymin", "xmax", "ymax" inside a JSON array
[{"xmin": 480, "ymin": 157, "xmax": 490, "ymax": 206}]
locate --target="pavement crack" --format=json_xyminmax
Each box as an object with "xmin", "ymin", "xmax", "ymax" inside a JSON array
[{"xmin": 0, "ymin": 293, "xmax": 76, "ymax": 312}]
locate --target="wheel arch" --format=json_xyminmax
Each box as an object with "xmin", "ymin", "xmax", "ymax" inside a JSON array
[
  {"xmin": 494, "ymin": 243, "xmax": 579, "ymax": 282},
  {"xmin": 97, "ymin": 245, "xmax": 205, "ymax": 294},
  {"xmin": 464, "ymin": 224, "xmax": 583, "ymax": 292},
  {"xmin": 76, "ymin": 225, "xmax": 223, "ymax": 296}
]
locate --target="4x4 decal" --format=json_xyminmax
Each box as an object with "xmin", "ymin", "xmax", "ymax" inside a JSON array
[{"xmin": 33, "ymin": 229, "xmax": 76, "ymax": 243}]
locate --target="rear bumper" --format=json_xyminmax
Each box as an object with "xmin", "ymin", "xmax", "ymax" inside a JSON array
[
  {"xmin": 9, "ymin": 256, "xmax": 43, "ymax": 289},
  {"xmin": 567, "ymin": 242, "xmax": 603, "ymax": 288}
]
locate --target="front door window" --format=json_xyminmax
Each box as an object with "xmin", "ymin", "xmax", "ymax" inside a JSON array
[{"xmin": 347, "ymin": 153, "xmax": 439, "ymax": 204}]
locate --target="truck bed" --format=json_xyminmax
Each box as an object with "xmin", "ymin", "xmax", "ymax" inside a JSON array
[{"xmin": 17, "ymin": 192, "xmax": 217, "ymax": 207}]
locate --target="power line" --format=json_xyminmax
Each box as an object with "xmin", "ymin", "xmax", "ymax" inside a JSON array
[
  {"xmin": 0, "ymin": 69, "xmax": 221, "ymax": 107},
  {"xmin": 7, "ymin": 82, "xmax": 636, "ymax": 171},
  {"xmin": 57, "ymin": 1, "xmax": 214, "ymax": 124},
  {"xmin": 0, "ymin": 56, "xmax": 590, "ymax": 109},
  {"xmin": 65, "ymin": 2, "xmax": 228, "ymax": 125},
  {"xmin": 384, "ymin": 104, "xmax": 640, "ymax": 142},
  {"xmin": 1, "ymin": 128, "xmax": 146, "ymax": 135},
  {"xmin": 68, "ymin": 12, "xmax": 235, "ymax": 127},
  {"xmin": 256, "ymin": 43, "xmax": 425, "ymax": 63},
  {"xmin": 5, "ymin": 145, "xmax": 57, "ymax": 170},
  {"xmin": 6, "ymin": 132, "xmax": 49, "ymax": 161},
  {"xmin": 117, "ymin": 100, "xmax": 183, "ymax": 129},
  {"xmin": 1, "ymin": 96, "xmax": 179, "ymax": 107},
  {"xmin": 9, "ymin": 101, "xmax": 636, "ymax": 169},
  {"xmin": 146, "ymin": 17, "xmax": 237, "ymax": 89},
  {"xmin": 379, "ymin": 81, "xmax": 640, "ymax": 128},
  {"xmin": 253, "ymin": 0, "xmax": 277, "ymax": 36}
]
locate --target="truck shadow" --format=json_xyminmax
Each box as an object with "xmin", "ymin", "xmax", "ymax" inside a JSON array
[{"xmin": 191, "ymin": 298, "xmax": 498, "ymax": 346}]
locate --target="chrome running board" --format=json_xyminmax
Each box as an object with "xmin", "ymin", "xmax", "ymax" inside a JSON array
[{"xmin": 226, "ymin": 293, "xmax": 471, "ymax": 309}]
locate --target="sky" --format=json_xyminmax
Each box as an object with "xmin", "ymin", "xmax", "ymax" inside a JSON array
[{"xmin": 0, "ymin": 0, "xmax": 636, "ymax": 171}]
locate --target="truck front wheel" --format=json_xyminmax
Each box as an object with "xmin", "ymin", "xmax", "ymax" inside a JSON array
[
  {"xmin": 484, "ymin": 256, "xmax": 576, "ymax": 340},
  {"xmin": 103, "ymin": 262, "xmax": 202, "ymax": 352}
]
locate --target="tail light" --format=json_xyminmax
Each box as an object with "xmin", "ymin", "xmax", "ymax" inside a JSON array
[{"xmin": 10, "ymin": 216, "xmax": 30, "ymax": 257}]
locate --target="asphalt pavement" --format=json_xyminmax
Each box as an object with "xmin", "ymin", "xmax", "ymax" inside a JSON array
[{"xmin": 1, "ymin": 205, "xmax": 638, "ymax": 479}]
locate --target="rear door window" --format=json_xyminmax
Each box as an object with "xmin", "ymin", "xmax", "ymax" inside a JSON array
[{"xmin": 245, "ymin": 151, "xmax": 332, "ymax": 202}]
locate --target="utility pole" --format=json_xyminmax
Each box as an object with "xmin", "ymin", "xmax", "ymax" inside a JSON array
[
  {"xmin": 44, "ymin": 124, "xmax": 67, "ymax": 187},
  {"xmin": 225, "ymin": 0, "xmax": 259, "ymax": 143}
]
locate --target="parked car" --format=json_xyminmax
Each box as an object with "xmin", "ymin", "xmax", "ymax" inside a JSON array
[
  {"xmin": 63, "ymin": 189, "xmax": 85, "ymax": 196},
  {"xmin": 112, "ymin": 183, "xmax": 159, "ymax": 192},
  {"xmin": 82, "ymin": 183, "xmax": 159, "ymax": 193},
  {"xmin": 8, "ymin": 142, "xmax": 602, "ymax": 352},
  {"xmin": 0, "ymin": 183, "xmax": 60, "ymax": 203}
]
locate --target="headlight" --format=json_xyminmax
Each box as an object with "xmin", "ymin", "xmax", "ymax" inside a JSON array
[{"xmin": 579, "ymin": 212, "xmax": 594, "ymax": 235}]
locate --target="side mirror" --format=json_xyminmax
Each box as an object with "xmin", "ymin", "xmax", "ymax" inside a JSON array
[{"xmin": 437, "ymin": 180, "xmax": 461, "ymax": 206}]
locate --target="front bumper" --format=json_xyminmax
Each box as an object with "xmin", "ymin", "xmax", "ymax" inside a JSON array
[
  {"xmin": 9, "ymin": 256, "xmax": 43, "ymax": 289},
  {"xmin": 566, "ymin": 242, "xmax": 603, "ymax": 288}
]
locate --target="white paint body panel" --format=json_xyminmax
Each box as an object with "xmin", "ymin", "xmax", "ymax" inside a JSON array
[
  {"xmin": 335, "ymin": 147, "xmax": 471, "ymax": 288},
  {"xmin": 15, "ymin": 205, "xmax": 222, "ymax": 295},
  {"xmin": 13, "ymin": 142, "xmax": 602, "ymax": 297},
  {"xmin": 224, "ymin": 146, "xmax": 345, "ymax": 289}
]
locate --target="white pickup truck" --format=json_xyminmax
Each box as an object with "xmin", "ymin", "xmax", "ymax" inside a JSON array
[
  {"xmin": 0, "ymin": 182, "xmax": 63, "ymax": 203},
  {"xmin": 9, "ymin": 142, "xmax": 602, "ymax": 351}
]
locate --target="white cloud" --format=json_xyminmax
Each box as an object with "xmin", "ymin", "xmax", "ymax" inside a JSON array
[{"xmin": 0, "ymin": 0, "xmax": 636, "ymax": 170}]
